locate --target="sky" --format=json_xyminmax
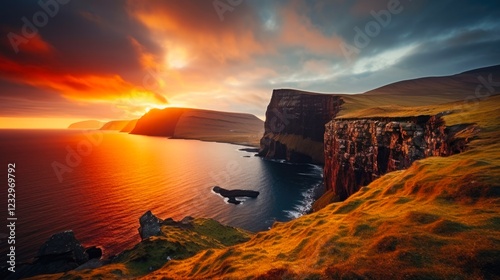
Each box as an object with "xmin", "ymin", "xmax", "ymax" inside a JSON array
[{"xmin": 0, "ymin": 0, "xmax": 499, "ymax": 128}]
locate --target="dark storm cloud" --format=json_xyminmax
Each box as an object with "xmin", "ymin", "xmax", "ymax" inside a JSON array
[{"xmin": 0, "ymin": 0, "xmax": 161, "ymax": 78}]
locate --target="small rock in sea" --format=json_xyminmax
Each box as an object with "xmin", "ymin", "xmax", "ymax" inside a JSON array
[
  {"xmin": 85, "ymin": 246, "xmax": 103, "ymax": 260},
  {"xmin": 212, "ymin": 186, "xmax": 259, "ymax": 205}
]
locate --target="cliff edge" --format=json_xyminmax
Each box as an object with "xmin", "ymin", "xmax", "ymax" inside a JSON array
[{"xmin": 258, "ymin": 89, "xmax": 344, "ymax": 163}]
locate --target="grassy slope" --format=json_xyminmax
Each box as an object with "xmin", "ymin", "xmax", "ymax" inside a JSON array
[{"xmin": 138, "ymin": 95, "xmax": 499, "ymax": 279}]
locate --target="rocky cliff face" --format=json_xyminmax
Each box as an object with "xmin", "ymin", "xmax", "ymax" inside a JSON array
[
  {"xmin": 258, "ymin": 89, "xmax": 344, "ymax": 163},
  {"xmin": 323, "ymin": 115, "xmax": 475, "ymax": 201}
]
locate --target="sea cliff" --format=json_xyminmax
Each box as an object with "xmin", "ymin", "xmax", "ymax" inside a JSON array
[
  {"xmin": 258, "ymin": 89, "xmax": 344, "ymax": 163},
  {"xmin": 322, "ymin": 115, "xmax": 476, "ymax": 202}
]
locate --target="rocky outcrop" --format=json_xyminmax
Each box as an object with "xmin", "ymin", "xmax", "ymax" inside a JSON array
[
  {"xmin": 323, "ymin": 114, "xmax": 476, "ymax": 201},
  {"xmin": 258, "ymin": 89, "xmax": 344, "ymax": 163},
  {"xmin": 36, "ymin": 230, "xmax": 88, "ymax": 265},
  {"xmin": 6, "ymin": 231, "xmax": 102, "ymax": 279},
  {"xmin": 113, "ymin": 212, "xmax": 253, "ymax": 274},
  {"xmin": 138, "ymin": 210, "xmax": 163, "ymax": 240}
]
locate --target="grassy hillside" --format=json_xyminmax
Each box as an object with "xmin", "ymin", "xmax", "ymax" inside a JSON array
[{"xmin": 336, "ymin": 65, "xmax": 500, "ymax": 117}]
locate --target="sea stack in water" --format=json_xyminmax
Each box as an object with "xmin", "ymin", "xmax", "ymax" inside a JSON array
[{"xmin": 212, "ymin": 186, "xmax": 260, "ymax": 205}]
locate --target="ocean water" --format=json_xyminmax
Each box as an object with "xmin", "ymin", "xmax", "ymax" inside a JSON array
[{"xmin": 0, "ymin": 129, "xmax": 323, "ymax": 262}]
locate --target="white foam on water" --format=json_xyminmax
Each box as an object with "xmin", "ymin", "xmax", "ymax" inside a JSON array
[{"xmin": 284, "ymin": 182, "xmax": 322, "ymax": 219}]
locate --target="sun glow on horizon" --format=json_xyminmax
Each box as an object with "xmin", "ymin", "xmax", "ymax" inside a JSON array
[{"xmin": 0, "ymin": 117, "xmax": 92, "ymax": 129}]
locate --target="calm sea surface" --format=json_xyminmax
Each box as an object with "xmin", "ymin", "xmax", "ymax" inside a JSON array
[{"xmin": 0, "ymin": 129, "xmax": 323, "ymax": 262}]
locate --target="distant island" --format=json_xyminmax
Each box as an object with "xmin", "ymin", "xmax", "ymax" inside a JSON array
[
  {"xmin": 67, "ymin": 120, "xmax": 105, "ymax": 130},
  {"xmin": 99, "ymin": 119, "xmax": 138, "ymax": 132},
  {"xmin": 68, "ymin": 108, "xmax": 264, "ymax": 147}
]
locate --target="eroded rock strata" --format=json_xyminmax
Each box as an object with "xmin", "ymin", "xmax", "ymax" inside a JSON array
[
  {"xmin": 258, "ymin": 89, "xmax": 344, "ymax": 163},
  {"xmin": 323, "ymin": 115, "xmax": 476, "ymax": 201}
]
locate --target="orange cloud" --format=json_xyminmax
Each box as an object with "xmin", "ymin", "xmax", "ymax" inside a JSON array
[
  {"xmin": 18, "ymin": 33, "xmax": 53, "ymax": 54},
  {"xmin": 129, "ymin": 36, "xmax": 162, "ymax": 70},
  {"xmin": 0, "ymin": 55, "xmax": 167, "ymax": 105},
  {"xmin": 129, "ymin": 2, "xmax": 271, "ymax": 65}
]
